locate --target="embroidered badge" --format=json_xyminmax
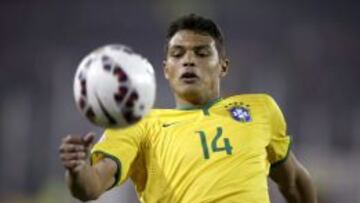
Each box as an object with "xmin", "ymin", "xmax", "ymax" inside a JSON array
[{"xmin": 225, "ymin": 102, "xmax": 252, "ymax": 122}]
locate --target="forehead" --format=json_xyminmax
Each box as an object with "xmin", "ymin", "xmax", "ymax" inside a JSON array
[{"xmin": 168, "ymin": 30, "xmax": 216, "ymax": 48}]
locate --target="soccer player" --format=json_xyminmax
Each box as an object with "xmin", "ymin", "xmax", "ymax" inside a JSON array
[{"xmin": 59, "ymin": 14, "xmax": 317, "ymax": 203}]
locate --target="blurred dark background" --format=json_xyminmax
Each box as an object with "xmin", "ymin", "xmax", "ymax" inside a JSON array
[{"xmin": 0, "ymin": 1, "xmax": 359, "ymax": 203}]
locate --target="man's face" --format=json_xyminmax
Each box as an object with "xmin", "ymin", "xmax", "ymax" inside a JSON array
[{"xmin": 164, "ymin": 30, "xmax": 228, "ymax": 102}]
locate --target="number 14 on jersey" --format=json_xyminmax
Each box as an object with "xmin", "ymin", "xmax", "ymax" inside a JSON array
[{"xmin": 196, "ymin": 127, "xmax": 233, "ymax": 159}]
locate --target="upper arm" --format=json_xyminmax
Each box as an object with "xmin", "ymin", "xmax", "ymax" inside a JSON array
[
  {"xmin": 269, "ymin": 151, "xmax": 300, "ymax": 202},
  {"xmin": 269, "ymin": 151, "xmax": 298, "ymax": 188},
  {"xmin": 270, "ymin": 151, "xmax": 311, "ymax": 190},
  {"xmin": 270, "ymin": 151, "xmax": 317, "ymax": 203}
]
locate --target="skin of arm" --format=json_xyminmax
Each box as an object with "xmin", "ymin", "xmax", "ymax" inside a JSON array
[
  {"xmin": 59, "ymin": 133, "xmax": 118, "ymax": 201},
  {"xmin": 270, "ymin": 151, "xmax": 318, "ymax": 203},
  {"xmin": 65, "ymin": 158, "xmax": 117, "ymax": 201}
]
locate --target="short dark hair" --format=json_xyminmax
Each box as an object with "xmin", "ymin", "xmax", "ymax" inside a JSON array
[{"xmin": 165, "ymin": 14, "xmax": 226, "ymax": 58}]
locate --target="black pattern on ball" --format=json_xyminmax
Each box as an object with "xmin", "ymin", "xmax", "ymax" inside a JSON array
[
  {"xmin": 123, "ymin": 110, "xmax": 141, "ymax": 124},
  {"xmin": 113, "ymin": 66, "xmax": 127, "ymax": 82},
  {"xmin": 79, "ymin": 98, "xmax": 86, "ymax": 110},
  {"xmin": 125, "ymin": 91, "xmax": 139, "ymax": 108},
  {"xmin": 122, "ymin": 90, "xmax": 141, "ymax": 124},
  {"xmin": 80, "ymin": 79, "xmax": 87, "ymax": 97},
  {"xmin": 114, "ymin": 94, "xmax": 124, "ymax": 103},
  {"xmin": 101, "ymin": 55, "xmax": 110, "ymax": 63},
  {"xmin": 85, "ymin": 107, "xmax": 95, "ymax": 122},
  {"xmin": 103, "ymin": 64, "xmax": 112, "ymax": 71}
]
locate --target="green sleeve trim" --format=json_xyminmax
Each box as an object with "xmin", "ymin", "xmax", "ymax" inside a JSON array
[
  {"xmin": 270, "ymin": 136, "xmax": 292, "ymax": 169},
  {"xmin": 91, "ymin": 150, "xmax": 122, "ymax": 190}
]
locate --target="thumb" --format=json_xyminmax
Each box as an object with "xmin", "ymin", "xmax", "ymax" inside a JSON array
[{"xmin": 82, "ymin": 132, "xmax": 95, "ymax": 147}]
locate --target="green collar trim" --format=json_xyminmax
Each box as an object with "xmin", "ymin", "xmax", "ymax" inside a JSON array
[{"xmin": 176, "ymin": 97, "xmax": 222, "ymax": 115}]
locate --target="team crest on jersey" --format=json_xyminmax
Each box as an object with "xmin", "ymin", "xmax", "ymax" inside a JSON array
[{"xmin": 225, "ymin": 102, "xmax": 252, "ymax": 123}]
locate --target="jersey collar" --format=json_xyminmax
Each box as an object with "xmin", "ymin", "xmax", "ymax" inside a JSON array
[{"xmin": 176, "ymin": 97, "xmax": 222, "ymax": 115}]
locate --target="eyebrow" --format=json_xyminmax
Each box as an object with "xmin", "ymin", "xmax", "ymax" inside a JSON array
[{"xmin": 170, "ymin": 44, "xmax": 211, "ymax": 50}]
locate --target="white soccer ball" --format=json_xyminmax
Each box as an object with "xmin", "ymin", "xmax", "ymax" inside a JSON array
[{"xmin": 73, "ymin": 44, "xmax": 156, "ymax": 128}]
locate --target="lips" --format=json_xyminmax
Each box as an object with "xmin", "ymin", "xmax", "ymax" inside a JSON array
[
  {"xmin": 180, "ymin": 72, "xmax": 199, "ymax": 79},
  {"xmin": 180, "ymin": 72, "xmax": 199, "ymax": 84}
]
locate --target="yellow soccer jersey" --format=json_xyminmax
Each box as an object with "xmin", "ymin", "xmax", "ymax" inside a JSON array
[{"xmin": 91, "ymin": 94, "xmax": 291, "ymax": 203}]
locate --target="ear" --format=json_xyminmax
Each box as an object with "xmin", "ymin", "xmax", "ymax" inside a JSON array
[
  {"xmin": 219, "ymin": 58, "xmax": 229, "ymax": 77},
  {"xmin": 163, "ymin": 60, "xmax": 170, "ymax": 80}
]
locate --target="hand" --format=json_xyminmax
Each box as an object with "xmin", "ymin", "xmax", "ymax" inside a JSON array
[{"xmin": 59, "ymin": 132, "xmax": 95, "ymax": 174}]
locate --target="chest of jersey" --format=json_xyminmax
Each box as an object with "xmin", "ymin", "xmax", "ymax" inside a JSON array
[
  {"xmin": 151, "ymin": 105, "xmax": 270, "ymax": 161},
  {"xmin": 134, "ymin": 96, "xmax": 285, "ymax": 202},
  {"xmin": 141, "ymin": 105, "xmax": 272, "ymax": 202}
]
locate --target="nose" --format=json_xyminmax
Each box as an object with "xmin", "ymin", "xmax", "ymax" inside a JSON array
[
  {"xmin": 182, "ymin": 52, "xmax": 196, "ymax": 67},
  {"xmin": 183, "ymin": 62, "xmax": 195, "ymax": 67}
]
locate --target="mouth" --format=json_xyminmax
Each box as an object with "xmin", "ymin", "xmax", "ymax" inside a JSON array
[{"xmin": 180, "ymin": 72, "xmax": 199, "ymax": 84}]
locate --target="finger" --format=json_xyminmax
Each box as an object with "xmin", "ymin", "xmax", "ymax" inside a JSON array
[
  {"xmin": 82, "ymin": 132, "xmax": 95, "ymax": 146},
  {"xmin": 62, "ymin": 135, "xmax": 83, "ymax": 144},
  {"xmin": 60, "ymin": 152, "xmax": 86, "ymax": 161},
  {"xmin": 60, "ymin": 152, "xmax": 86, "ymax": 160},
  {"xmin": 59, "ymin": 144, "xmax": 84, "ymax": 153},
  {"xmin": 59, "ymin": 144, "xmax": 85, "ymax": 153}
]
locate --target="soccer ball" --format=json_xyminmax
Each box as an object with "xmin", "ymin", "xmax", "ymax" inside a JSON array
[{"xmin": 73, "ymin": 44, "xmax": 156, "ymax": 128}]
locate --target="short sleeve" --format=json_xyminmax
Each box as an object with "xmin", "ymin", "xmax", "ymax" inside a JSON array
[
  {"xmin": 264, "ymin": 95, "xmax": 291, "ymax": 167},
  {"xmin": 91, "ymin": 121, "xmax": 145, "ymax": 188}
]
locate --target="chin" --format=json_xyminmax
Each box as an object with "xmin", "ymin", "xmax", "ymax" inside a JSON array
[{"xmin": 177, "ymin": 85, "xmax": 203, "ymax": 99}]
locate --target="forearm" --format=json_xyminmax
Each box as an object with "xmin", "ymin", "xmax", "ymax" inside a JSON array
[
  {"xmin": 60, "ymin": 134, "xmax": 117, "ymax": 201},
  {"xmin": 65, "ymin": 164, "xmax": 104, "ymax": 201}
]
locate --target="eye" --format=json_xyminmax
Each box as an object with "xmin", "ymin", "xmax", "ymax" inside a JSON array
[
  {"xmin": 195, "ymin": 48, "xmax": 211, "ymax": 57},
  {"xmin": 169, "ymin": 48, "xmax": 185, "ymax": 58}
]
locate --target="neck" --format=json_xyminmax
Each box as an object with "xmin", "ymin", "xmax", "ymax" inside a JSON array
[{"xmin": 174, "ymin": 92, "xmax": 220, "ymax": 109}]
